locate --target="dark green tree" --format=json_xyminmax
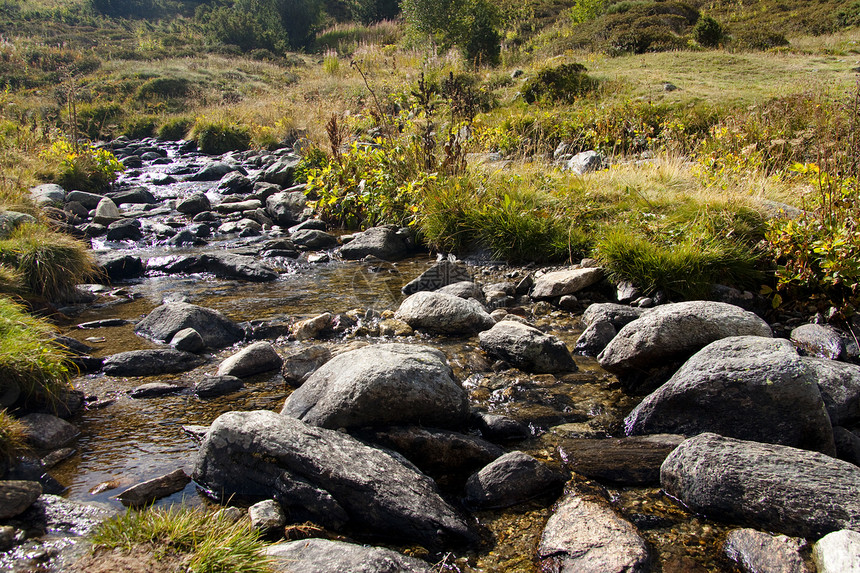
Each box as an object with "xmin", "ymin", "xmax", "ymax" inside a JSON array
[
  {"xmin": 350, "ymin": 0, "xmax": 400, "ymax": 24},
  {"xmin": 402, "ymin": 0, "xmax": 500, "ymax": 65}
]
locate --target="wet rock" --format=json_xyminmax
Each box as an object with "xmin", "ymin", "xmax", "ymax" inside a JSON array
[
  {"xmin": 396, "ymin": 291, "xmax": 495, "ymax": 335},
  {"xmin": 198, "ymin": 253, "xmax": 278, "ymax": 282},
  {"xmin": 260, "ymin": 158, "xmax": 299, "ymax": 186},
  {"xmin": 97, "ymin": 253, "xmax": 145, "ymax": 281},
  {"xmin": 813, "ymin": 530, "xmax": 860, "ymax": 573},
  {"xmin": 242, "ymin": 317, "xmax": 293, "ymax": 340},
  {"xmin": 19, "ymin": 414, "xmax": 79, "ymax": 450},
  {"xmin": 401, "ymin": 260, "xmax": 472, "ymax": 295},
  {"xmin": 292, "ymin": 313, "xmax": 332, "ymax": 341},
  {"xmin": 538, "ymin": 487, "xmax": 650, "ymax": 573},
  {"xmin": 598, "ymin": 301, "xmax": 773, "ymax": 376},
  {"xmin": 217, "ymin": 341, "xmax": 283, "ymax": 378},
  {"xmin": 582, "ymin": 303, "xmax": 647, "ymax": 328},
  {"xmin": 282, "ymin": 343, "xmax": 468, "ymax": 430},
  {"xmin": 833, "ymin": 427, "xmax": 860, "ymax": 465},
  {"xmin": 188, "ymin": 162, "xmax": 238, "ymax": 181},
  {"xmin": 108, "ymin": 186, "xmax": 156, "ymax": 205},
  {"xmin": 723, "ymin": 528, "xmax": 808, "ymax": 573},
  {"xmin": 30, "ymin": 183, "xmax": 65, "ymax": 206},
  {"xmin": 802, "ymin": 357, "xmax": 860, "ymax": 426},
  {"xmin": 363, "ymin": 426, "xmax": 503, "ymax": 478},
  {"xmin": 249, "ymin": 499, "xmax": 285, "ymax": 533},
  {"xmin": 0, "ymin": 481, "xmax": 42, "ymax": 519},
  {"xmin": 661, "ymin": 432, "xmax": 860, "ymax": 538},
  {"xmin": 194, "ymin": 375, "xmax": 244, "ymax": 398},
  {"xmin": 472, "ymin": 411, "xmax": 530, "ymax": 440},
  {"xmin": 438, "ymin": 281, "xmax": 486, "ymax": 302},
  {"xmin": 265, "ymin": 190, "xmax": 307, "ymax": 226},
  {"xmin": 176, "ymin": 192, "xmax": 212, "ymax": 215},
  {"xmin": 193, "ymin": 410, "xmax": 474, "ymax": 549},
  {"xmin": 531, "ymin": 267, "xmax": 604, "ymax": 299},
  {"xmin": 0, "ymin": 525, "xmax": 13, "ymax": 550},
  {"xmin": 115, "ymin": 468, "xmax": 190, "ymax": 507},
  {"xmin": 574, "ymin": 320, "xmax": 617, "ymax": 356},
  {"xmin": 92, "ymin": 197, "xmax": 122, "ymax": 225},
  {"xmin": 291, "ymin": 229, "xmax": 338, "ymax": 250},
  {"xmin": 214, "ymin": 199, "xmax": 262, "ymax": 214},
  {"xmin": 479, "ymin": 321, "xmax": 577, "ymax": 373},
  {"xmin": 464, "ymin": 451, "xmax": 566, "ymax": 509},
  {"xmin": 265, "ymin": 538, "xmax": 434, "ymax": 573},
  {"xmin": 136, "ymin": 302, "xmax": 245, "ymax": 348},
  {"xmin": 170, "ymin": 328, "xmax": 205, "ymax": 353},
  {"xmin": 129, "ymin": 381, "xmax": 185, "ymax": 398},
  {"xmin": 340, "ymin": 226, "xmax": 409, "ymax": 261},
  {"xmin": 558, "ymin": 434, "xmax": 685, "ymax": 486},
  {"xmin": 281, "ymin": 345, "xmax": 331, "ymax": 385},
  {"xmin": 66, "ymin": 190, "xmax": 103, "ymax": 210},
  {"xmin": 791, "ymin": 323, "xmax": 846, "ymax": 360},
  {"xmin": 146, "ymin": 254, "xmax": 201, "ymax": 275},
  {"xmin": 217, "ymin": 171, "xmax": 254, "ymax": 194},
  {"xmin": 104, "ymin": 349, "xmax": 206, "ymax": 377},
  {"xmin": 625, "ymin": 337, "xmax": 836, "ymax": 454},
  {"xmin": 18, "ymin": 494, "xmax": 116, "ymax": 536},
  {"xmin": 378, "ymin": 318, "xmax": 413, "ymax": 337},
  {"xmin": 105, "ymin": 218, "xmax": 142, "ymax": 241}
]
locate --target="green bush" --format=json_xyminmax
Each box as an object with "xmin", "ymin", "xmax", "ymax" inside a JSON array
[
  {"xmin": 191, "ymin": 120, "xmax": 251, "ymax": 154},
  {"xmin": 123, "ymin": 116, "xmax": 158, "ymax": 139},
  {"xmin": 402, "ymin": 0, "xmax": 501, "ymax": 65},
  {"xmin": 76, "ymin": 102, "xmax": 124, "ymax": 140},
  {"xmin": 522, "ymin": 64, "xmax": 598, "ymax": 104},
  {"xmin": 570, "ymin": 0, "xmax": 608, "ymax": 24},
  {"xmin": 135, "ymin": 77, "xmax": 191, "ymax": 101},
  {"xmin": 157, "ymin": 117, "xmax": 193, "ymax": 141},
  {"xmin": 40, "ymin": 140, "xmax": 125, "ymax": 193},
  {"xmin": 693, "ymin": 15, "xmax": 723, "ymax": 47},
  {"xmin": 195, "ymin": 0, "xmax": 324, "ymax": 51}
]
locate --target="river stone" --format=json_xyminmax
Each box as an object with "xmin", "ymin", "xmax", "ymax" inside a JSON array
[
  {"xmin": 282, "ymin": 343, "xmax": 469, "ymax": 430},
  {"xmin": 136, "ymin": 302, "xmax": 245, "ymax": 348},
  {"xmin": 582, "ymin": 303, "xmax": 648, "ymax": 328},
  {"xmin": 379, "ymin": 318, "xmax": 413, "ymax": 337},
  {"xmin": 0, "ymin": 481, "xmax": 42, "ymax": 519},
  {"xmin": 109, "ymin": 186, "xmax": 156, "ymax": 205},
  {"xmin": 479, "ymin": 321, "xmax": 577, "ymax": 373},
  {"xmin": 194, "ymin": 375, "xmax": 243, "ymax": 398},
  {"xmin": 395, "ymin": 291, "xmax": 495, "ymax": 335},
  {"xmin": 16, "ymin": 494, "xmax": 116, "ymax": 536},
  {"xmin": 291, "ymin": 229, "xmax": 339, "ymax": 250},
  {"xmin": 813, "ymin": 530, "xmax": 860, "ymax": 573},
  {"xmin": 265, "ymin": 538, "xmax": 434, "ymax": 573},
  {"xmin": 214, "ymin": 199, "xmax": 262, "ymax": 214},
  {"xmin": 802, "ymin": 357, "xmax": 860, "ymax": 426},
  {"xmin": 265, "ymin": 190, "xmax": 307, "ymax": 226},
  {"xmin": 176, "ymin": 192, "xmax": 211, "ymax": 215},
  {"xmin": 193, "ymin": 410, "xmax": 474, "ymax": 549},
  {"xmin": 248, "ymin": 499, "xmax": 286, "ymax": 533},
  {"xmin": 170, "ymin": 328, "xmax": 205, "ymax": 353},
  {"xmin": 833, "ymin": 426, "xmax": 860, "ymax": 466},
  {"xmin": 103, "ymin": 349, "xmax": 206, "ymax": 377},
  {"xmin": 464, "ymin": 451, "xmax": 566, "ymax": 509},
  {"xmin": 0, "ymin": 210, "xmax": 36, "ymax": 238},
  {"xmin": 115, "ymin": 468, "xmax": 190, "ymax": 507},
  {"xmin": 198, "ymin": 253, "xmax": 278, "ymax": 282},
  {"xmin": 217, "ymin": 342, "xmax": 283, "ymax": 378},
  {"xmin": 291, "ymin": 313, "xmax": 332, "ymax": 341},
  {"xmin": 661, "ymin": 433, "xmax": 860, "ymax": 538},
  {"xmin": 791, "ymin": 323, "xmax": 846, "ymax": 360},
  {"xmin": 625, "ymin": 336, "xmax": 836, "ymax": 454},
  {"xmin": 598, "ymin": 301, "xmax": 773, "ymax": 376},
  {"xmin": 538, "ymin": 488, "xmax": 650, "ymax": 573},
  {"xmin": 260, "ymin": 158, "xmax": 299, "ymax": 187},
  {"xmin": 217, "ymin": 171, "xmax": 253, "ymax": 194},
  {"xmin": 281, "ymin": 345, "xmax": 331, "ymax": 385},
  {"xmin": 129, "ymin": 382, "xmax": 185, "ymax": 398},
  {"xmin": 188, "ymin": 162, "xmax": 237, "ymax": 181},
  {"xmin": 106, "ymin": 218, "xmax": 142, "ymax": 241},
  {"xmin": 723, "ymin": 528, "xmax": 808, "ymax": 573},
  {"xmin": 557, "ymin": 434, "xmax": 685, "ymax": 486},
  {"xmin": 438, "ymin": 281, "xmax": 486, "ymax": 302},
  {"xmin": 340, "ymin": 226, "xmax": 409, "ymax": 261},
  {"xmin": 97, "ymin": 253, "xmax": 145, "ymax": 281},
  {"xmin": 574, "ymin": 320, "xmax": 617, "ymax": 356},
  {"xmin": 30, "ymin": 183, "xmax": 65, "ymax": 206},
  {"xmin": 472, "ymin": 411, "xmax": 530, "ymax": 441},
  {"xmin": 92, "ymin": 197, "xmax": 122, "ymax": 225},
  {"xmin": 401, "ymin": 260, "xmax": 472, "ymax": 295},
  {"xmin": 531, "ymin": 267, "xmax": 604, "ymax": 299},
  {"xmin": 19, "ymin": 413, "xmax": 79, "ymax": 450}
]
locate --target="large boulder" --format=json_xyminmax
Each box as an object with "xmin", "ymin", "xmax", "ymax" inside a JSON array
[
  {"xmin": 216, "ymin": 342, "xmax": 283, "ymax": 378},
  {"xmin": 531, "ymin": 267, "xmax": 604, "ymax": 299},
  {"xmin": 464, "ymin": 451, "xmax": 566, "ymax": 509},
  {"xmin": 401, "ymin": 260, "xmax": 472, "ymax": 295},
  {"xmin": 260, "ymin": 158, "xmax": 299, "ymax": 187},
  {"xmin": 102, "ymin": 349, "xmax": 206, "ymax": 376},
  {"xmin": 598, "ymin": 301, "xmax": 773, "ymax": 376},
  {"xmin": 198, "ymin": 253, "xmax": 278, "ymax": 282},
  {"xmin": 538, "ymin": 488, "xmax": 650, "ymax": 573},
  {"xmin": 395, "ymin": 291, "xmax": 495, "ymax": 335},
  {"xmin": 661, "ymin": 433, "xmax": 860, "ymax": 538},
  {"xmin": 340, "ymin": 226, "xmax": 410, "ymax": 261},
  {"xmin": 624, "ymin": 337, "xmax": 836, "ymax": 454},
  {"xmin": 135, "ymin": 302, "xmax": 245, "ymax": 348},
  {"xmin": 478, "ymin": 321, "xmax": 576, "ymax": 373},
  {"xmin": 281, "ymin": 344, "xmax": 469, "ymax": 430},
  {"xmin": 193, "ymin": 410, "xmax": 474, "ymax": 549},
  {"xmin": 265, "ymin": 190, "xmax": 307, "ymax": 226},
  {"xmin": 265, "ymin": 539, "xmax": 433, "ymax": 573},
  {"xmin": 176, "ymin": 193, "xmax": 211, "ymax": 215}
]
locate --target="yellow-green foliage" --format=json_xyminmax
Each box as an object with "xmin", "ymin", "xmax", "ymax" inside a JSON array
[
  {"xmin": 0, "ymin": 409, "xmax": 28, "ymax": 465},
  {"xmin": 191, "ymin": 119, "xmax": 252, "ymax": 155},
  {"xmin": 39, "ymin": 140, "xmax": 124, "ymax": 193},
  {"xmin": 91, "ymin": 506, "xmax": 272, "ymax": 573}
]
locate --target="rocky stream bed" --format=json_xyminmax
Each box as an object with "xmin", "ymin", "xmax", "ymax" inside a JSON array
[{"xmin": 2, "ymin": 138, "xmax": 860, "ymax": 572}]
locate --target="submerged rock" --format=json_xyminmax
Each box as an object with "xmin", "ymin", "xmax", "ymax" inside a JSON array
[
  {"xmin": 558, "ymin": 434, "xmax": 685, "ymax": 486},
  {"xmin": 194, "ymin": 375, "xmax": 243, "ymax": 398},
  {"xmin": 115, "ymin": 468, "xmax": 190, "ymax": 508}
]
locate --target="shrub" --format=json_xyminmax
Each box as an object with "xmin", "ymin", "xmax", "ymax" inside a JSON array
[
  {"xmin": 191, "ymin": 120, "xmax": 251, "ymax": 154},
  {"xmin": 75, "ymin": 102, "xmax": 124, "ymax": 140},
  {"xmin": 157, "ymin": 117, "xmax": 193, "ymax": 141},
  {"xmin": 521, "ymin": 64, "xmax": 598, "ymax": 104},
  {"xmin": 402, "ymin": 0, "xmax": 501, "ymax": 65},
  {"xmin": 123, "ymin": 116, "xmax": 158, "ymax": 139},
  {"xmin": 351, "ymin": 0, "xmax": 401, "ymax": 24},
  {"xmin": 732, "ymin": 28, "xmax": 789, "ymax": 51},
  {"xmin": 693, "ymin": 15, "xmax": 723, "ymax": 48},
  {"xmin": 40, "ymin": 140, "xmax": 125, "ymax": 193},
  {"xmin": 570, "ymin": 0, "xmax": 608, "ymax": 24},
  {"xmin": 135, "ymin": 77, "xmax": 191, "ymax": 101}
]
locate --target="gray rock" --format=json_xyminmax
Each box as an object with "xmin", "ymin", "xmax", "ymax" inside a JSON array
[
  {"xmin": 565, "ymin": 150, "xmax": 603, "ymax": 175},
  {"xmin": 193, "ymin": 410, "xmax": 474, "ymax": 549},
  {"xmin": 803, "ymin": 357, "xmax": 860, "ymax": 426},
  {"xmin": 98, "ymin": 253, "xmax": 144, "ymax": 281},
  {"xmin": 260, "ymin": 158, "xmax": 299, "ymax": 186},
  {"xmin": 0, "ymin": 481, "xmax": 42, "ymax": 519},
  {"xmin": 109, "ymin": 186, "xmax": 156, "ymax": 205},
  {"xmin": 813, "ymin": 530, "xmax": 860, "ymax": 573},
  {"xmin": 558, "ymin": 434, "xmax": 685, "ymax": 486},
  {"xmin": 248, "ymin": 499, "xmax": 286, "ymax": 533},
  {"xmin": 531, "ymin": 267, "xmax": 604, "ymax": 299},
  {"xmin": 395, "ymin": 291, "xmax": 495, "ymax": 335},
  {"xmin": 176, "ymin": 193, "xmax": 211, "ymax": 215},
  {"xmin": 401, "ymin": 260, "xmax": 472, "ymax": 295},
  {"xmin": 438, "ymin": 281, "xmax": 485, "ymax": 302},
  {"xmin": 282, "ymin": 344, "xmax": 468, "ymax": 430},
  {"xmin": 0, "ymin": 210, "xmax": 36, "ymax": 238},
  {"xmin": 194, "ymin": 375, "xmax": 243, "ymax": 398},
  {"xmin": 19, "ymin": 414, "xmax": 79, "ymax": 450},
  {"xmin": 291, "ymin": 229, "xmax": 339, "ymax": 250},
  {"xmin": 340, "ymin": 226, "xmax": 409, "ymax": 261},
  {"xmin": 724, "ymin": 528, "xmax": 808, "ymax": 573},
  {"xmin": 833, "ymin": 426, "xmax": 860, "ymax": 466},
  {"xmin": 573, "ymin": 320, "xmax": 617, "ymax": 356},
  {"xmin": 582, "ymin": 303, "xmax": 647, "ymax": 328},
  {"xmin": 170, "ymin": 328, "xmax": 205, "ymax": 353},
  {"xmin": 103, "ymin": 349, "xmax": 206, "ymax": 377},
  {"xmin": 216, "ymin": 342, "xmax": 282, "ymax": 378},
  {"xmin": 265, "ymin": 538, "xmax": 433, "ymax": 573},
  {"xmin": 66, "ymin": 191, "xmax": 103, "ymax": 209},
  {"xmin": 625, "ymin": 337, "xmax": 836, "ymax": 454},
  {"xmin": 538, "ymin": 488, "xmax": 650, "ymax": 573},
  {"xmin": 217, "ymin": 171, "xmax": 253, "ymax": 194},
  {"xmin": 189, "ymin": 162, "xmax": 237, "ymax": 181},
  {"xmin": 291, "ymin": 313, "xmax": 332, "ymax": 341},
  {"xmin": 30, "ymin": 183, "xmax": 65, "ymax": 206},
  {"xmin": 213, "ymin": 199, "xmax": 263, "ymax": 214},
  {"xmin": 598, "ymin": 301, "xmax": 773, "ymax": 376},
  {"xmin": 129, "ymin": 382, "xmax": 185, "ymax": 398},
  {"xmin": 136, "ymin": 302, "xmax": 245, "ymax": 348},
  {"xmin": 464, "ymin": 451, "xmax": 566, "ymax": 509},
  {"xmin": 661, "ymin": 433, "xmax": 860, "ymax": 538},
  {"xmin": 281, "ymin": 345, "xmax": 331, "ymax": 385},
  {"xmin": 791, "ymin": 323, "xmax": 846, "ymax": 360},
  {"xmin": 265, "ymin": 190, "xmax": 307, "ymax": 226},
  {"xmin": 105, "ymin": 218, "xmax": 142, "ymax": 241},
  {"xmin": 199, "ymin": 253, "xmax": 278, "ymax": 282},
  {"xmin": 115, "ymin": 468, "xmax": 190, "ymax": 507},
  {"xmin": 92, "ymin": 197, "xmax": 122, "ymax": 225},
  {"xmin": 478, "ymin": 321, "xmax": 576, "ymax": 373},
  {"xmin": 472, "ymin": 412, "xmax": 530, "ymax": 440}
]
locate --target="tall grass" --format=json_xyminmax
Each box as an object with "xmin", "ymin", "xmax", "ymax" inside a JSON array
[
  {"xmin": 91, "ymin": 506, "xmax": 273, "ymax": 573},
  {"xmin": 0, "ymin": 409, "xmax": 29, "ymax": 466}
]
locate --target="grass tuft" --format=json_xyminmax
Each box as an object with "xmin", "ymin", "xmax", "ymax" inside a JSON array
[{"xmin": 0, "ymin": 409, "xmax": 29, "ymax": 466}]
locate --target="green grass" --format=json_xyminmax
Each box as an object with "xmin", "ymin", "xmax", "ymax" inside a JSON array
[
  {"xmin": 0, "ymin": 409, "xmax": 29, "ymax": 466},
  {"xmin": 91, "ymin": 505, "xmax": 273, "ymax": 573}
]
